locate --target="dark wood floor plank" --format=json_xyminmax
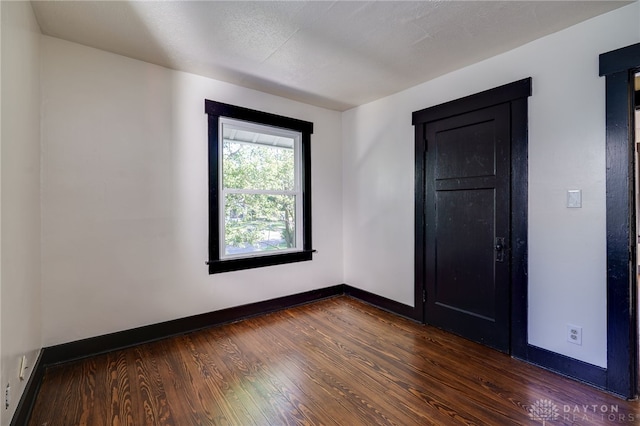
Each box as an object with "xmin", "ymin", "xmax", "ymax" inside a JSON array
[
  {"xmin": 127, "ymin": 344, "xmax": 175, "ymax": 425},
  {"xmin": 210, "ymin": 328, "xmax": 285, "ymax": 425},
  {"xmin": 28, "ymin": 296, "xmax": 640, "ymax": 426},
  {"xmin": 214, "ymin": 320, "xmax": 333, "ymax": 425},
  {"xmin": 256, "ymin": 313, "xmax": 408, "ymax": 425},
  {"xmin": 285, "ymin": 300, "xmax": 516, "ymax": 425},
  {"xmin": 156, "ymin": 333, "xmax": 245, "ymax": 425},
  {"xmin": 107, "ymin": 350, "xmax": 135, "ymax": 426},
  {"xmin": 275, "ymin": 309, "xmax": 429, "ymax": 425},
  {"xmin": 58, "ymin": 362, "xmax": 93, "ymax": 425},
  {"xmin": 246, "ymin": 314, "xmax": 353, "ymax": 425},
  {"xmin": 27, "ymin": 363, "xmax": 69, "ymax": 426},
  {"xmin": 309, "ymin": 299, "xmax": 559, "ymax": 422},
  {"xmin": 170, "ymin": 333, "xmax": 241, "ymax": 425},
  {"xmin": 189, "ymin": 329, "xmax": 280, "ymax": 425},
  {"xmin": 77, "ymin": 356, "xmax": 108, "ymax": 426}
]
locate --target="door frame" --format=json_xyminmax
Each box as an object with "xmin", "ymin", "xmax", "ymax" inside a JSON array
[
  {"xmin": 412, "ymin": 78, "xmax": 531, "ymax": 356},
  {"xmin": 599, "ymin": 42, "xmax": 640, "ymax": 399}
]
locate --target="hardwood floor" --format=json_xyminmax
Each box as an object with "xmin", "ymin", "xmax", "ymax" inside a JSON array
[{"xmin": 28, "ymin": 297, "xmax": 640, "ymax": 425}]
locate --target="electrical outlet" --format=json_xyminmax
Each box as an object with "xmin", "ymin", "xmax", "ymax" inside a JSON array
[
  {"xmin": 19, "ymin": 355, "xmax": 28, "ymax": 381},
  {"xmin": 5, "ymin": 383, "xmax": 9, "ymax": 410},
  {"xmin": 567, "ymin": 324, "xmax": 582, "ymax": 345}
]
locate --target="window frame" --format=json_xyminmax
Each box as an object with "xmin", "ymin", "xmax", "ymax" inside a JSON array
[
  {"xmin": 218, "ymin": 117, "xmax": 304, "ymax": 260},
  {"xmin": 205, "ymin": 100, "xmax": 313, "ymax": 274}
]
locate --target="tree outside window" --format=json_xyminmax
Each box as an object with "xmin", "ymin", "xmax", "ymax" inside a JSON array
[{"xmin": 205, "ymin": 100, "xmax": 313, "ymax": 274}]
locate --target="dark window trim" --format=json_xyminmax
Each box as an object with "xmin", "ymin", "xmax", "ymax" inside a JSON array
[
  {"xmin": 599, "ymin": 42, "xmax": 640, "ymax": 399},
  {"xmin": 205, "ymin": 100, "xmax": 313, "ymax": 274}
]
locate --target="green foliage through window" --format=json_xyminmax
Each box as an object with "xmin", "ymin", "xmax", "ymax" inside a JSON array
[
  {"xmin": 205, "ymin": 99, "xmax": 313, "ymax": 273},
  {"xmin": 221, "ymin": 120, "xmax": 301, "ymax": 257}
]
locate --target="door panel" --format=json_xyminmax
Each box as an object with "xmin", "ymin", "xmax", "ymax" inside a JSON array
[
  {"xmin": 435, "ymin": 120, "xmax": 496, "ymax": 179},
  {"xmin": 424, "ymin": 103, "xmax": 511, "ymax": 352},
  {"xmin": 435, "ymin": 188, "xmax": 496, "ymax": 320}
]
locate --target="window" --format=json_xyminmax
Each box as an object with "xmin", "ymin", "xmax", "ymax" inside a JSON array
[{"xmin": 205, "ymin": 100, "xmax": 313, "ymax": 273}]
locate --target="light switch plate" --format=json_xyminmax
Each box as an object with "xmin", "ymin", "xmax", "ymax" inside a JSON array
[{"xmin": 567, "ymin": 190, "xmax": 582, "ymax": 208}]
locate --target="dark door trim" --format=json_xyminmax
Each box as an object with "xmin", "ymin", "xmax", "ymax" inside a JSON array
[
  {"xmin": 599, "ymin": 42, "xmax": 640, "ymax": 399},
  {"xmin": 413, "ymin": 77, "xmax": 623, "ymax": 392},
  {"xmin": 412, "ymin": 78, "xmax": 532, "ymax": 356}
]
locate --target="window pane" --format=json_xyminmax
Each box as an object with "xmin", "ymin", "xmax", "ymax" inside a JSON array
[
  {"xmin": 223, "ymin": 139, "xmax": 295, "ymax": 191},
  {"xmin": 224, "ymin": 193, "xmax": 296, "ymax": 256}
]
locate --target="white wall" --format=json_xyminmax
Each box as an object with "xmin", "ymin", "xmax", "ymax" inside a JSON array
[
  {"xmin": 7, "ymin": 2, "xmax": 640, "ymax": 409},
  {"xmin": 0, "ymin": 1, "xmax": 42, "ymax": 423},
  {"xmin": 40, "ymin": 36, "xmax": 343, "ymax": 347},
  {"xmin": 342, "ymin": 3, "xmax": 640, "ymax": 368}
]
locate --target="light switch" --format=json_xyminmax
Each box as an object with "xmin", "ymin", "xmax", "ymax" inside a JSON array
[{"xmin": 567, "ymin": 190, "xmax": 582, "ymax": 208}]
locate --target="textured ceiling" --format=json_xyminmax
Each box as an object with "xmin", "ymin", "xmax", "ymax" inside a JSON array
[{"xmin": 31, "ymin": 1, "xmax": 630, "ymax": 111}]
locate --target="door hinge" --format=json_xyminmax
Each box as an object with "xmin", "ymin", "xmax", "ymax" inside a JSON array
[{"xmin": 422, "ymin": 289, "xmax": 426, "ymax": 303}]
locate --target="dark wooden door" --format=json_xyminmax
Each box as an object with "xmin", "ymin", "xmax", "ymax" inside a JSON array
[{"xmin": 423, "ymin": 102, "xmax": 511, "ymax": 352}]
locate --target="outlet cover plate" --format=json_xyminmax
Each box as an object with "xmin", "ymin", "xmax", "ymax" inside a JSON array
[
  {"xmin": 19, "ymin": 356, "xmax": 27, "ymax": 380},
  {"xmin": 567, "ymin": 324, "xmax": 582, "ymax": 345}
]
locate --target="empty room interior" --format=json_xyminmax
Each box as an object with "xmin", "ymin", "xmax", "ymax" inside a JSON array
[{"xmin": 3, "ymin": 1, "xmax": 640, "ymax": 425}]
